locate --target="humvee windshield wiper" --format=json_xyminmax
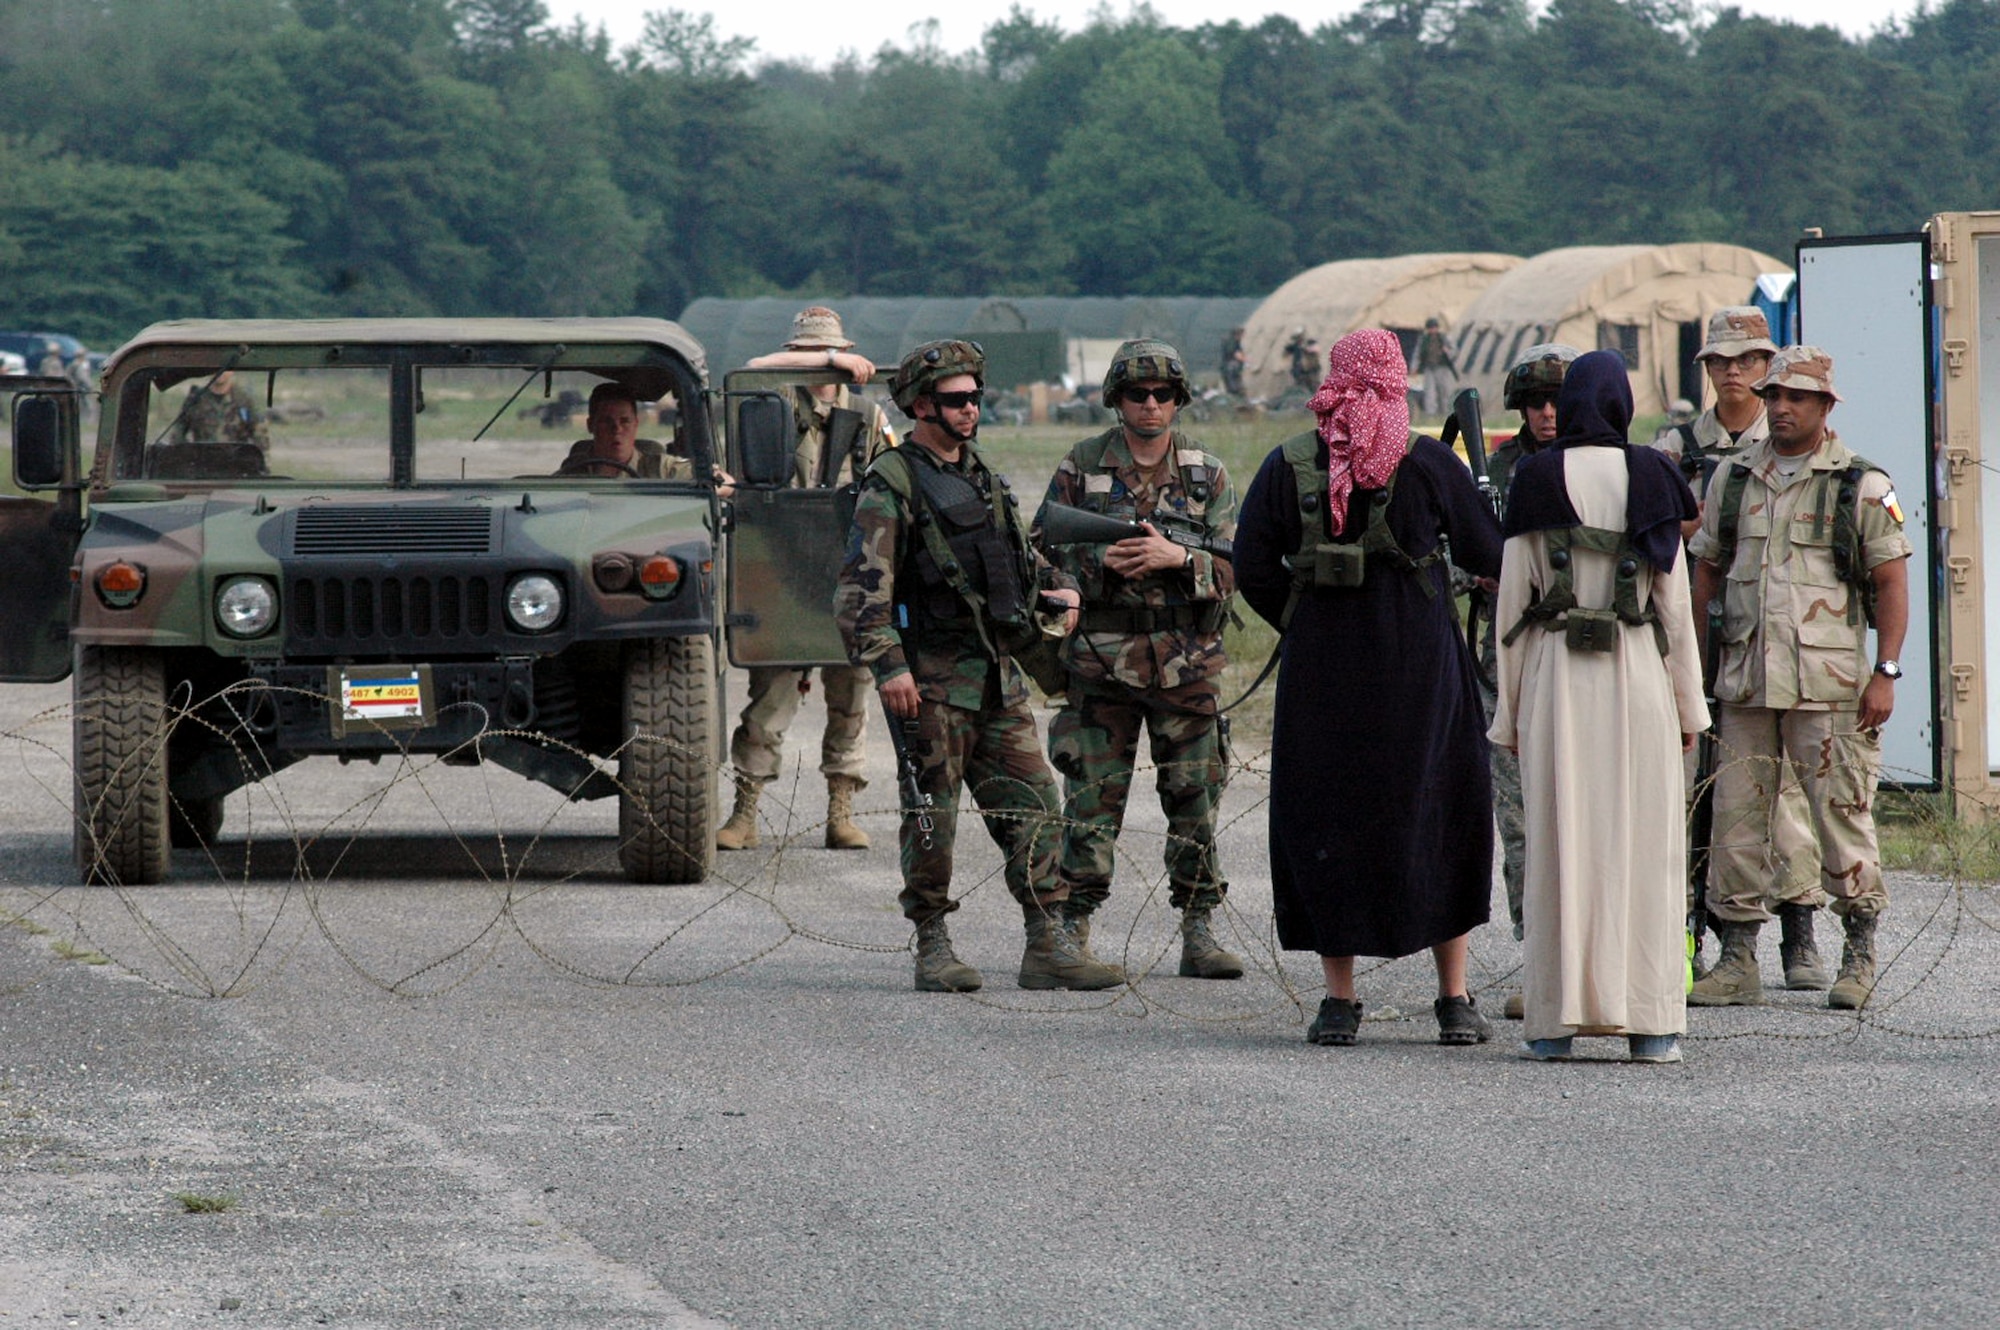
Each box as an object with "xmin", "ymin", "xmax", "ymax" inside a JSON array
[{"xmin": 470, "ymin": 347, "xmax": 567, "ymax": 443}]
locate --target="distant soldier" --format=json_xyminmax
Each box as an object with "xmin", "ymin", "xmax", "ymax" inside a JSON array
[
  {"xmin": 166, "ymin": 370, "xmax": 269, "ymax": 450},
  {"xmin": 1409, "ymin": 317, "xmax": 1458, "ymax": 418},
  {"xmin": 1284, "ymin": 329, "xmax": 1319, "ymax": 393},
  {"xmin": 1219, "ymin": 326, "xmax": 1246, "ymax": 396},
  {"xmin": 834, "ymin": 340, "xmax": 1119, "ymax": 993},
  {"xmin": 35, "ymin": 345, "xmax": 63, "ymax": 378},
  {"xmin": 1032, "ymin": 339, "xmax": 1242, "ymax": 983},
  {"xmin": 1689, "ymin": 347, "xmax": 1912, "ymax": 1011},
  {"xmin": 713, "ymin": 306, "xmax": 897, "ymax": 852}
]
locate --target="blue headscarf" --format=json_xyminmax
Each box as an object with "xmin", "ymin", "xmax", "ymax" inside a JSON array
[{"xmin": 1501, "ymin": 350, "xmax": 1695, "ymax": 571}]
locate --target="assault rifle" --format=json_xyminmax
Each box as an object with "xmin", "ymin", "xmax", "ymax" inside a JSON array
[
  {"xmin": 882, "ymin": 701, "xmax": 936, "ymax": 851},
  {"xmin": 1039, "ymin": 504, "xmax": 1233, "ymax": 563},
  {"xmin": 1439, "ymin": 387, "xmax": 1496, "ymax": 685}
]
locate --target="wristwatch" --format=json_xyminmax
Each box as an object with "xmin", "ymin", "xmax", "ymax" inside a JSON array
[
  {"xmin": 1874, "ymin": 660, "xmax": 1903, "ymax": 680},
  {"xmin": 824, "ymin": 348, "xmax": 839, "ymax": 367},
  {"xmin": 1182, "ymin": 549, "xmax": 1194, "ymax": 572}
]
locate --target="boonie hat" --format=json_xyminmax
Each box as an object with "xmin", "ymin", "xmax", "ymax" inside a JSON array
[
  {"xmin": 783, "ymin": 306, "xmax": 854, "ymax": 351},
  {"xmin": 1752, "ymin": 345, "xmax": 1844, "ymax": 402},
  {"xmin": 1696, "ymin": 306, "xmax": 1779, "ymax": 361}
]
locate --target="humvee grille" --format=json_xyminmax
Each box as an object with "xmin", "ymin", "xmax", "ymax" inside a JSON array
[
  {"xmin": 291, "ymin": 507, "xmax": 496, "ymax": 556},
  {"xmin": 289, "ymin": 574, "xmax": 496, "ymax": 648}
]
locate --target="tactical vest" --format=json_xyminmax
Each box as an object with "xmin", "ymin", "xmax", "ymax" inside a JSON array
[
  {"xmin": 1068, "ymin": 431, "xmax": 1223, "ymax": 635},
  {"xmin": 1711, "ymin": 453, "xmax": 1885, "ymax": 626},
  {"xmin": 869, "ymin": 445, "xmax": 1036, "ymax": 657},
  {"xmin": 1502, "ymin": 525, "xmax": 1666, "ymax": 656},
  {"xmin": 1279, "ymin": 431, "xmax": 1439, "ymax": 629}
]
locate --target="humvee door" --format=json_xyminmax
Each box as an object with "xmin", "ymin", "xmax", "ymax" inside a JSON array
[
  {"xmin": 0, "ymin": 379, "xmax": 84, "ymax": 682},
  {"xmin": 721, "ymin": 369, "xmax": 861, "ymax": 668}
]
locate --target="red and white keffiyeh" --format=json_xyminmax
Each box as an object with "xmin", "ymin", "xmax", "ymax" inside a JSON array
[{"xmin": 1307, "ymin": 328, "xmax": 1411, "ymax": 536}]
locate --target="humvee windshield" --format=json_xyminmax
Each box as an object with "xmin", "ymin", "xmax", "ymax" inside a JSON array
[{"xmin": 106, "ymin": 363, "xmax": 691, "ymax": 484}]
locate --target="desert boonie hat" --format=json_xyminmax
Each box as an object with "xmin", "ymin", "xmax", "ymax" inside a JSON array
[
  {"xmin": 1696, "ymin": 306, "xmax": 1779, "ymax": 361},
  {"xmin": 783, "ymin": 306, "xmax": 854, "ymax": 351},
  {"xmin": 1751, "ymin": 345, "xmax": 1844, "ymax": 402}
]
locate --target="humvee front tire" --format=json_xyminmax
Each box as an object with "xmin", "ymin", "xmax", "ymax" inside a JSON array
[
  {"xmin": 618, "ymin": 636, "xmax": 717, "ymax": 884},
  {"xmin": 73, "ymin": 646, "xmax": 172, "ymax": 885}
]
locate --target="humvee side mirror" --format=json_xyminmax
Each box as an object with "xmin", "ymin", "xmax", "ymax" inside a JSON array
[
  {"xmin": 737, "ymin": 394, "xmax": 793, "ymax": 488},
  {"xmin": 13, "ymin": 396, "xmax": 70, "ymax": 489}
]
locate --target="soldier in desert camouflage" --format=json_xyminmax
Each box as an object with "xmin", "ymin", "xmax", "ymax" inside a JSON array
[{"xmin": 1032, "ymin": 339, "xmax": 1242, "ymax": 982}]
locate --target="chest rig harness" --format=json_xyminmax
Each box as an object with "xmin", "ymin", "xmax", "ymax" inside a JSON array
[
  {"xmin": 1709, "ymin": 454, "xmax": 1886, "ymax": 628},
  {"xmin": 1502, "ymin": 524, "xmax": 1666, "ymax": 656},
  {"xmin": 1279, "ymin": 431, "xmax": 1439, "ymax": 629},
  {"xmin": 868, "ymin": 444, "xmax": 1038, "ymax": 660},
  {"xmin": 1070, "ymin": 432, "xmax": 1225, "ymax": 636}
]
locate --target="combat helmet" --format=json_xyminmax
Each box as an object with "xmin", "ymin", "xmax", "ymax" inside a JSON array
[
  {"xmin": 890, "ymin": 339, "xmax": 985, "ymax": 418},
  {"xmin": 1503, "ymin": 343, "xmax": 1583, "ymax": 410},
  {"xmin": 1101, "ymin": 338, "xmax": 1191, "ymax": 409}
]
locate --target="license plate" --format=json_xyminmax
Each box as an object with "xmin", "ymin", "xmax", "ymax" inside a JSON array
[{"xmin": 327, "ymin": 664, "xmax": 434, "ymax": 736}]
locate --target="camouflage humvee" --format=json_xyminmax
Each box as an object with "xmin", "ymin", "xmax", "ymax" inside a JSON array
[{"xmin": 0, "ymin": 318, "xmax": 852, "ymax": 885}]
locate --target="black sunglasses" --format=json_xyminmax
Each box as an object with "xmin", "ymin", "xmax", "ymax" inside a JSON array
[
  {"xmin": 1120, "ymin": 386, "xmax": 1177, "ymax": 405},
  {"xmin": 932, "ymin": 389, "xmax": 983, "ymax": 409}
]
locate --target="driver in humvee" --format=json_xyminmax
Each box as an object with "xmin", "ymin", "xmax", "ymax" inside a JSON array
[{"xmin": 558, "ymin": 382, "xmax": 733, "ymax": 492}]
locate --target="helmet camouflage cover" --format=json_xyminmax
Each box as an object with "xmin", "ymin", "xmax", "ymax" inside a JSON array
[
  {"xmin": 1101, "ymin": 338, "xmax": 1190, "ymax": 408},
  {"xmin": 890, "ymin": 339, "xmax": 985, "ymax": 417},
  {"xmin": 1502, "ymin": 343, "xmax": 1583, "ymax": 410}
]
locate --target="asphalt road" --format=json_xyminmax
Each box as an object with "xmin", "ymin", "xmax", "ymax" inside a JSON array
[{"xmin": 2, "ymin": 673, "xmax": 1998, "ymax": 1327}]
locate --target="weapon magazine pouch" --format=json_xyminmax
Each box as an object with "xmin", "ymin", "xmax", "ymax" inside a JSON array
[
  {"xmin": 1310, "ymin": 541, "xmax": 1368, "ymax": 588},
  {"xmin": 1564, "ymin": 607, "xmax": 1619, "ymax": 653}
]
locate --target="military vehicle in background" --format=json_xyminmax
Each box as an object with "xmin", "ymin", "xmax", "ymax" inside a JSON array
[{"xmin": 0, "ymin": 318, "xmax": 850, "ymax": 885}]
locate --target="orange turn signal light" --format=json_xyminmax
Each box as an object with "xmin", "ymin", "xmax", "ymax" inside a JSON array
[
  {"xmin": 637, "ymin": 556, "xmax": 682, "ymax": 599},
  {"xmin": 95, "ymin": 561, "xmax": 146, "ymax": 609}
]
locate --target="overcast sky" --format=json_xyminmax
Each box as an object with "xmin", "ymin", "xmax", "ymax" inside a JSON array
[{"xmin": 552, "ymin": 0, "xmax": 1924, "ymax": 68}]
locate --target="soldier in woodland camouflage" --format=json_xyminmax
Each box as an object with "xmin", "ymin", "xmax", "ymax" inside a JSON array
[
  {"xmin": 166, "ymin": 370, "xmax": 269, "ymax": 449},
  {"xmin": 1033, "ymin": 339, "xmax": 1242, "ymax": 982},
  {"xmin": 716, "ymin": 307, "xmax": 897, "ymax": 852},
  {"xmin": 834, "ymin": 340, "xmax": 1121, "ymax": 993}
]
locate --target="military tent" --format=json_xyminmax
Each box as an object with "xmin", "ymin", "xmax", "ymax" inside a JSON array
[
  {"xmin": 1450, "ymin": 242, "xmax": 1791, "ymax": 419},
  {"xmin": 1239, "ymin": 253, "xmax": 1522, "ymax": 400},
  {"xmin": 675, "ymin": 296, "xmax": 1260, "ymax": 388}
]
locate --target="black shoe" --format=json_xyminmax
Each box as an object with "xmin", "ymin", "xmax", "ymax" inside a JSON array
[
  {"xmin": 1434, "ymin": 994, "xmax": 1491, "ymax": 1046},
  {"xmin": 1307, "ymin": 997, "xmax": 1361, "ymax": 1046}
]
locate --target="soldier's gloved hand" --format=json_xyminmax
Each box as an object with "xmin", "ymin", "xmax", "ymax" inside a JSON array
[{"xmin": 880, "ymin": 673, "xmax": 920, "ymax": 720}]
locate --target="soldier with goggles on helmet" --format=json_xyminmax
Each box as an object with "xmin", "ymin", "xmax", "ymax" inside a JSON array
[{"xmin": 834, "ymin": 340, "xmax": 1121, "ymax": 995}]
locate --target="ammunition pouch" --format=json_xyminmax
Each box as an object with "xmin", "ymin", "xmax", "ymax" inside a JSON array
[
  {"xmin": 1563, "ymin": 607, "xmax": 1620, "ymax": 654},
  {"xmin": 1308, "ymin": 542, "xmax": 1369, "ymax": 589}
]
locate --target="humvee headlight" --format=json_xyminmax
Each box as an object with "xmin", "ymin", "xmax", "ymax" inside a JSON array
[
  {"xmin": 214, "ymin": 577, "xmax": 276, "ymax": 638},
  {"xmin": 506, "ymin": 574, "xmax": 564, "ymax": 632}
]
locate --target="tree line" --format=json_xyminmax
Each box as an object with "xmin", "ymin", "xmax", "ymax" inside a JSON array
[{"xmin": 0, "ymin": 0, "xmax": 1994, "ymax": 347}]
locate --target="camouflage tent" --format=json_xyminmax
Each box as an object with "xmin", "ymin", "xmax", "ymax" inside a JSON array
[
  {"xmin": 1240, "ymin": 253, "xmax": 1522, "ymax": 400},
  {"xmin": 1450, "ymin": 242, "xmax": 1792, "ymax": 419},
  {"xmin": 675, "ymin": 296, "xmax": 1261, "ymax": 388}
]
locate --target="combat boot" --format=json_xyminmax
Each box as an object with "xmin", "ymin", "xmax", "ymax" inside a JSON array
[
  {"xmin": 1061, "ymin": 903, "xmax": 1125, "ymax": 986},
  {"xmin": 824, "ymin": 775, "xmax": 869, "ymax": 850},
  {"xmin": 1687, "ymin": 920, "xmax": 1765, "ymax": 1006},
  {"xmin": 1178, "ymin": 907, "xmax": 1245, "ymax": 980},
  {"xmin": 713, "ymin": 780, "xmax": 761, "ymax": 851},
  {"xmin": 1827, "ymin": 910, "xmax": 1880, "ymax": 1011},
  {"xmin": 913, "ymin": 917, "xmax": 982, "ymax": 993},
  {"xmin": 1018, "ymin": 910, "xmax": 1125, "ymax": 991},
  {"xmin": 1778, "ymin": 901, "xmax": 1831, "ymax": 990}
]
